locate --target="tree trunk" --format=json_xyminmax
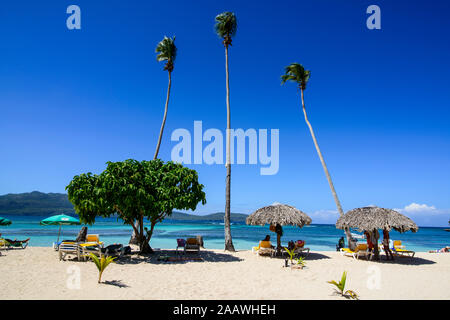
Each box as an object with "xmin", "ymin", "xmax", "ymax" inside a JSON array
[
  {"xmin": 224, "ymin": 44, "xmax": 235, "ymax": 252},
  {"xmin": 154, "ymin": 71, "xmax": 172, "ymax": 160},
  {"xmin": 300, "ymin": 88, "xmax": 352, "ymax": 245},
  {"xmin": 129, "ymin": 220, "xmax": 140, "ymax": 245}
]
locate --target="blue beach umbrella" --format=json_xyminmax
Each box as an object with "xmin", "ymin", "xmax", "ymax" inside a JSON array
[
  {"xmin": 0, "ymin": 217, "xmax": 12, "ymax": 226},
  {"xmin": 40, "ymin": 214, "xmax": 81, "ymax": 243}
]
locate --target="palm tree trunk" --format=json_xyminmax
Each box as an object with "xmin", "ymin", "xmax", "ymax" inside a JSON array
[
  {"xmin": 300, "ymin": 88, "xmax": 352, "ymax": 245},
  {"xmin": 153, "ymin": 71, "xmax": 172, "ymax": 160},
  {"xmin": 224, "ymin": 45, "xmax": 235, "ymax": 252}
]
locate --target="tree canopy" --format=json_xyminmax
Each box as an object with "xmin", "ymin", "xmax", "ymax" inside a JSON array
[
  {"xmin": 66, "ymin": 159, "xmax": 206, "ymax": 253},
  {"xmin": 215, "ymin": 12, "xmax": 237, "ymax": 46},
  {"xmin": 156, "ymin": 36, "xmax": 177, "ymax": 72},
  {"xmin": 281, "ymin": 63, "xmax": 311, "ymax": 90}
]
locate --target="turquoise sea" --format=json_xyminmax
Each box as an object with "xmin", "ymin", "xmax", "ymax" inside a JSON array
[{"xmin": 1, "ymin": 215, "xmax": 449, "ymax": 252}]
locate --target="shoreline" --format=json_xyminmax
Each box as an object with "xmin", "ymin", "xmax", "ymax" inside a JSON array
[{"xmin": 1, "ymin": 247, "xmax": 449, "ymax": 300}]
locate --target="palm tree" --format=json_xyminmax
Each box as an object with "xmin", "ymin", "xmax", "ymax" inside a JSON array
[
  {"xmin": 215, "ymin": 12, "xmax": 237, "ymax": 251},
  {"xmin": 281, "ymin": 63, "xmax": 352, "ymax": 244},
  {"xmin": 153, "ymin": 36, "xmax": 177, "ymax": 160}
]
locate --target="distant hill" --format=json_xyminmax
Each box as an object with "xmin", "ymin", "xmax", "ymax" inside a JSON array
[
  {"xmin": 0, "ymin": 191, "xmax": 75, "ymax": 216},
  {"xmin": 0, "ymin": 192, "xmax": 248, "ymax": 222}
]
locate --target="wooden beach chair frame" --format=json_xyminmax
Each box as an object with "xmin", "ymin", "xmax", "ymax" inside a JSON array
[
  {"xmin": 184, "ymin": 238, "xmax": 201, "ymax": 254},
  {"xmin": 58, "ymin": 241, "xmax": 82, "ymax": 261}
]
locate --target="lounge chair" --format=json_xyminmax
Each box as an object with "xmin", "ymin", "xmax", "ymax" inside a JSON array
[
  {"xmin": 255, "ymin": 240, "xmax": 276, "ymax": 257},
  {"xmin": 85, "ymin": 234, "xmax": 103, "ymax": 246},
  {"xmin": 59, "ymin": 241, "xmax": 82, "ymax": 261},
  {"xmin": 340, "ymin": 243, "xmax": 371, "ymax": 260},
  {"xmin": 79, "ymin": 242, "xmax": 103, "ymax": 261},
  {"xmin": 4, "ymin": 238, "xmax": 29, "ymax": 249},
  {"xmin": 392, "ymin": 240, "xmax": 415, "ymax": 257},
  {"xmin": 101, "ymin": 244, "xmax": 126, "ymax": 258},
  {"xmin": 292, "ymin": 240, "xmax": 310, "ymax": 257},
  {"xmin": 176, "ymin": 239, "xmax": 186, "ymax": 256},
  {"xmin": 184, "ymin": 238, "xmax": 201, "ymax": 254},
  {"xmin": 0, "ymin": 238, "xmax": 9, "ymax": 250}
]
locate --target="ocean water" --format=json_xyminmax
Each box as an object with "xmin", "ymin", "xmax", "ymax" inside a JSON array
[{"xmin": 0, "ymin": 215, "xmax": 449, "ymax": 252}]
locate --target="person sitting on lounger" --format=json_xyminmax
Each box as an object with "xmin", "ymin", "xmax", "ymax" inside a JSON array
[
  {"xmin": 262, "ymin": 235, "xmax": 275, "ymax": 248},
  {"xmin": 336, "ymin": 237, "xmax": 345, "ymax": 251},
  {"xmin": 5, "ymin": 238, "xmax": 30, "ymax": 248}
]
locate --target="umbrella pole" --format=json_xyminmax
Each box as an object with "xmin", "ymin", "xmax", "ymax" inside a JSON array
[{"xmin": 57, "ymin": 225, "xmax": 61, "ymax": 243}]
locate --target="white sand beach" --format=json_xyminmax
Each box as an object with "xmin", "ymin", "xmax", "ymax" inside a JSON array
[{"xmin": 1, "ymin": 247, "xmax": 449, "ymax": 300}]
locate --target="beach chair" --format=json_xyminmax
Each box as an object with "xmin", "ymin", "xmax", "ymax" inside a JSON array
[
  {"xmin": 176, "ymin": 239, "xmax": 186, "ymax": 256},
  {"xmin": 184, "ymin": 238, "xmax": 201, "ymax": 254},
  {"xmin": 59, "ymin": 241, "xmax": 82, "ymax": 261},
  {"xmin": 392, "ymin": 240, "xmax": 415, "ymax": 257},
  {"xmin": 293, "ymin": 240, "xmax": 310, "ymax": 258},
  {"xmin": 3, "ymin": 238, "xmax": 29, "ymax": 249},
  {"xmin": 101, "ymin": 244, "xmax": 125, "ymax": 258},
  {"xmin": 85, "ymin": 234, "xmax": 103, "ymax": 246},
  {"xmin": 340, "ymin": 243, "xmax": 371, "ymax": 260},
  {"xmin": 256, "ymin": 241, "xmax": 276, "ymax": 257},
  {"xmin": 0, "ymin": 238, "xmax": 9, "ymax": 250},
  {"xmin": 80, "ymin": 242, "xmax": 103, "ymax": 261}
]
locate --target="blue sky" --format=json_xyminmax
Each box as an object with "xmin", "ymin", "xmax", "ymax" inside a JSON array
[{"xmin": 1, "ymin": 0, "xmax": 450, "ymax": 226}]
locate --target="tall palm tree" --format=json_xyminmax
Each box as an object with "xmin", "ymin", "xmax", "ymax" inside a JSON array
[
  {"xmin": 281, "ymin": 63, "xmax": 352, "ymax": 244},
  {"xmin": 153, "ymin": 36, "xmax": 177, "ymax": 160},
  {"xmin": 215, "ymin": 12, "xmax": 237, "ymax": 252}
]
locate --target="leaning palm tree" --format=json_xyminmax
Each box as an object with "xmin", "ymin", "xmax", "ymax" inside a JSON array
[
  {"xmin": 215, "ymin": 12, "xmax": 237, "ymax": 252},
  {"xmin": 281, "ymin": 63, "xmax": 352, "ymax": 244},
  {"xmin": 153, "ymin": 36, "xmax": 177, "ymax": 160}
]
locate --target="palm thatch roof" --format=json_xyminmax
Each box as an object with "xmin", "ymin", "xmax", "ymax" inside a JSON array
[
  {"xmin": 336, "ymin": 206, "xmax": 418, "ymax": 233},
  {"xmin": 246, "ymin": 203, "xmax": 312, "ymax": 227}
]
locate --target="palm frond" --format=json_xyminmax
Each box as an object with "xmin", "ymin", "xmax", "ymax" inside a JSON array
[
  {"xmin": 280, "ymin": 63, "xmax": 310, "ymax": 89},
  {"xmin": 214, "ymin": 12, "xmax": 237, "ymax": 39},
  {"xmin": 155, "ymin": 36, "xmax": 177, "ymax": 70}
]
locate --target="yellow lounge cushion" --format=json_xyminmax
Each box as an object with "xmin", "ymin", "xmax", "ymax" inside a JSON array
[{"xmin": 260, "ymin": 241, "xmax": 272, "ymax": 248}]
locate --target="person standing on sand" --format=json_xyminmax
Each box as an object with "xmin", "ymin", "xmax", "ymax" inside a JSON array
[
  {"xmin": 382, "ymin": 229, "xmax": 395, "ymax": 260},
  {"xmin": 364, "ymin": 231, "xmax": 374, "ymax": 254}
]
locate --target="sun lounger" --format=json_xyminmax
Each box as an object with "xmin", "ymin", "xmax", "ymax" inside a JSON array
[
  {"xmin": 59, "ymin": 241, "xmax": 82, "ymax": 261},
  {"xmin": 79, "ymin": 242, "xmax": 103, "ymax": 261},
  {"xmin": 85, "ymin": 234, "xmax": 103, "ymax": 246},
  {"xmin": 254, "ymin": 240, "xmax": 275, "ymax": 257},
  {"xmin": 0, "ymin": 238, "xmax": 9, "ymax": 250},
  {"xmin": 101, "ymin": 244, "xmax": 125, "ymax": 258},
  {"xmin": 176, "ymin": 238, "xmax": 186, "ymax": 255},
  {"xmin": 3, "ymin": 238, "xmax": 29, "ymax": 249},
  {"xmin": 184, "ymin": 238, "xmax": 201, "ymax": 254},
  {"xmin": 293, "ymin": 240, "xmax": 310, "ymax": 257},
  {"xmin": 340, "ymin": 243, "xmax": 371, "ymax": 260},
  {"xmin": 392, "ymin": 240, "xmax": 415, "ymax": 257}
]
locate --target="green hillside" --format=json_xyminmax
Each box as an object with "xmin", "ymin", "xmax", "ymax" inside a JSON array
[{"xmin": 0, "ymin": 192, "xmax": 248, "ymax": 222}]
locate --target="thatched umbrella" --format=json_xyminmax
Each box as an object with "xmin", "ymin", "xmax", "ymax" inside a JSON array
[
  {"xmin": 246, "ymin": 203, "xmax": 312, "ymax": 253},
  {"xmin": 336, "ymin": 206, "xmax": 418, "ymax": 260}
]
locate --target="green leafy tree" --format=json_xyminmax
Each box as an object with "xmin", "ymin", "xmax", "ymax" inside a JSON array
[
  {"xmin": 66, "ymin": 159, "xmax": 206, "ymax": 254},
  {"xmin": 89, "ymin": 253, "xmax": 116, "ymax": 283},
  {"xmin": 215, "ymin": 11, "xmax": 237, "ymax": 252},
  {"xmin": 154, "ymin": 36, "xmax": 177, "ymax": 159},
  {"xmin": 281, "ymin": 63, "xmax": 352, "ymax": 245}
]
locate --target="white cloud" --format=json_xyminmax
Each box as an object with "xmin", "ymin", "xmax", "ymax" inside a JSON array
[
  {"xmin": 403, "ymin": 203, "xmax": 436, "ymax": 212},
  {"xmin": 395, "ymin": 203, "xmax": 437, "ymax": 214}
]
